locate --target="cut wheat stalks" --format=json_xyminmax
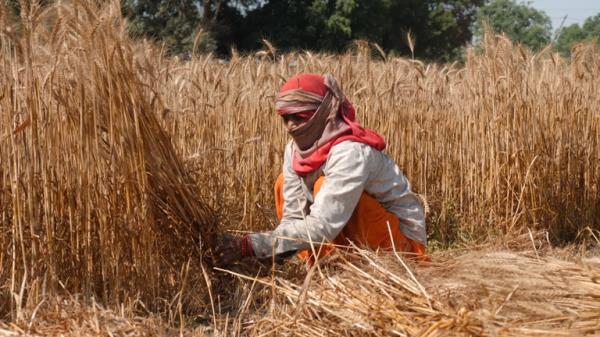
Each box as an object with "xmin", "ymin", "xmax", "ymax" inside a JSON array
[
  {"xmin": 220, "ymin": 246, "xmax": 600, "ymax": 337},
  {"xmin": 2, "ymin": 244, "xmax": 598, "ymax": 337}
]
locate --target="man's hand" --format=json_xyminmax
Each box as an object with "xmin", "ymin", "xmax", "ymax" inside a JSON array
[{"xmin": 213, "ymin": 234, "xmax": 254, "ymax": 266}]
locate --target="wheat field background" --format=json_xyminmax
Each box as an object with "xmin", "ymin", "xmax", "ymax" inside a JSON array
[{"xmin": 0, "ymin": 1, "xmax": 599, "ymax": 336}]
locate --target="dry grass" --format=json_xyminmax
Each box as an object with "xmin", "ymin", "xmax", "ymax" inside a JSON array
[
  {"xmin": 237, "ymin": 245, "xmax": 600, "ymax": 336},
  {"xmin": 1, "ymin": 241, "xmax": 599, "ymax": 336},
  {"xmin": 0, "ymin": 0, "xmax": 599, "ymax": 335},
  {"xmin": 0, "ymin": 297, "xmax": 170, "ymax": 337}
]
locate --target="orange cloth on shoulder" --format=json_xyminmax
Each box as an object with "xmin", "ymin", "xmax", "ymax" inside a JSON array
[{"xmin": 274, "ymin": 174, "xmax": 427, "ymax": 261}]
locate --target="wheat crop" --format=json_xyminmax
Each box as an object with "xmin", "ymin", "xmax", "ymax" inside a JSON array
[{"xmin": 0, "ymin": 1, "xmax": 599, "ymax": 335}]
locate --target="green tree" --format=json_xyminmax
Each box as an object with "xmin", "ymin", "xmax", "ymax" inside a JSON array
[
  {"xmin": 556, "ymin": 14, "xmax": 600, "ymax": 56},
  {"xmin": 582, "ymin": 14, "xmax": 600, "ymax": 36},
  {"xmin": 121, "ymin": 0, "xmax": 254, "ymax": 55},
  {"xmin": 237, "ymin": 0, "xmax": 357, "ymax": 52},
  {"xmin": 237, "ymin": 0, "xmax": 483, "ymax": 61},
  {"xmin": 122, "ymin": 0, "xmax": 203, "ymax": 54},
  {"xmin": 474, "ymin": 0, "xmax": 552, "ymax": 51},
  {"xmin": 555, "ymin": 24, "xmax": 586, "ymax": 56},
  {"xmin": 423, "ymin": 0, "xmax": 485, "ymax": 59}
]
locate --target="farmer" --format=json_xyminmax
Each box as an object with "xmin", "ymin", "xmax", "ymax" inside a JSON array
[{"xmin": 214, "ymin": 73, "xmax": 426, "ymax": 265}]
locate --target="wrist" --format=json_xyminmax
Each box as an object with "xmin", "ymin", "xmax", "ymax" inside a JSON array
[{"xmin": 241, "ymin": 235, "xmax": 254, "ymax": 258}]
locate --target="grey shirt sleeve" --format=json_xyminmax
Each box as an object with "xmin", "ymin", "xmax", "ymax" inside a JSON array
[
  {"xmin": 363, "ymin": 151, "xmax": 427, "ymax": 245},
  {"xmin": 249, "ymin": 142, "xmax": 370, "ymax": 258}
]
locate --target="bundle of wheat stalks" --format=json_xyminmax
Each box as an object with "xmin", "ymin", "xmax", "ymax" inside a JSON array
[
  {"xmin": 1, "ymin": 0, "xmax": 600, "ymax": 334},
  {"xmin": 0, "ymin": 0, "xmax": 217, "ymax": 318}
]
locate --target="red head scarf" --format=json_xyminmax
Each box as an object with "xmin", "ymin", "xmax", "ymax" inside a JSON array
[{"xmin": 276, "ymin": 73, "xmax": 386, "ymax": 175}]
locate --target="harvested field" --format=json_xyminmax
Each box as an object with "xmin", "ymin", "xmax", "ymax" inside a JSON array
[
  {"xmin": 0, "ymin": 1, "xmax": 599, "ymax": 336},
  {"xmin": 1, "ymin": 242, "xmax": 599, "ymax": 336}
]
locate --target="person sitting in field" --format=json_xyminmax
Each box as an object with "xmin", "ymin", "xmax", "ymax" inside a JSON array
[{"xmin": 214, "ymin": 73, "xmax": 427, "ymax": 265}]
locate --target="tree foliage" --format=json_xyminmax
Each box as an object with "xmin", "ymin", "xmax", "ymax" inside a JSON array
[
  {"xmin": 3, "ymin": 0, "xmax": 487, "ymax": 60},
  {"xmin": 424, "ymin": 0, "xmax": 485, "ymax": 59},
  {"xmin": 556, "ymin": 14, "xmax": 600, "ymax": 56},
  {"xmin": 122, "ymin": 0, "xmax": 203, "ymax": 54},
  {"xmin": 474, "ymin": 0, "xmax": 552, "ymax": 51},
  {"xmin": 236, "ymin": 0, "xmax": 483, "ymax": 61},
  {"xmin": 121, "ymin": 0, "xmax": 248, "ymax": 54},
  {"xmin": 118, "ymin": 0, "xmax": 487, "ymax": 60}
]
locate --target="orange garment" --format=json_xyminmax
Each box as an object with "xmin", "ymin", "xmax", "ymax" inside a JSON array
[{"xmin": 274, "ymin": 174, "xmax": 427, "ymax": 261}]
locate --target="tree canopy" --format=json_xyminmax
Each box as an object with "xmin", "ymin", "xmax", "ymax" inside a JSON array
[
  {"xmin": 236, "ymin": 0, "xmax": 483, "ymax": 60},
  {"xmin": 123, "ymin": 0, "xmax": 203, "ymax": 54},
  {"xmin": 556, "ymin": 14, "xmax": 600, "ymax": 56},
  {"xmin": 474, "ymin": 0, "xmax": 552, "ymax": 51},
  {"xmin": 121, "ymin": 0, "xmax": 483, "ymax": 61},
  {"xmin": 5, "ymin": 0, "xmax": 600, "ymax": 60}
]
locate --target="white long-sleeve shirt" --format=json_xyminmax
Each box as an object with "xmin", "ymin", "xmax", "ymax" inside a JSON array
[{"xmin": 249, "ymin": 141, "xmax": 426, "ymax": 258}]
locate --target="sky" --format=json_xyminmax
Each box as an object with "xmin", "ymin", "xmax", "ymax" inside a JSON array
[{"xmin": 530, "ymin": 0, "xmax": 600, "ymax": 31}]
